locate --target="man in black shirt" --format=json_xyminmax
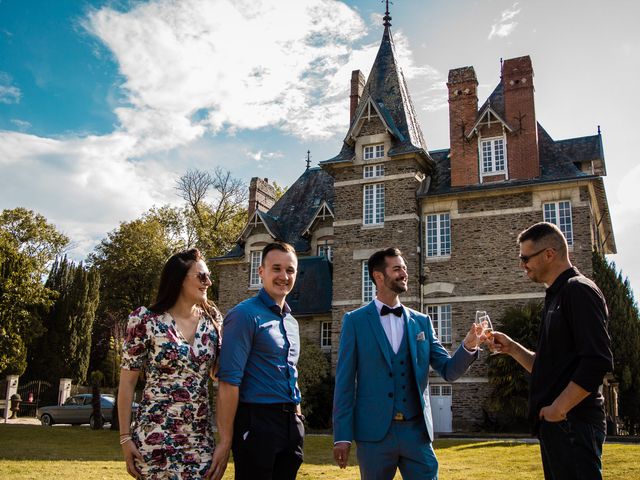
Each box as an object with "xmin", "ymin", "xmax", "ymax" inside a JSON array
[{"xmin": 492, "ymin": 222, "xmax": 613, "ymax": 480}]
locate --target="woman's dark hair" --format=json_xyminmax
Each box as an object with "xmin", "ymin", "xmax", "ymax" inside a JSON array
[{"xmin": 149, "ymin": 248, "xmax": 220, "ymax": 326}]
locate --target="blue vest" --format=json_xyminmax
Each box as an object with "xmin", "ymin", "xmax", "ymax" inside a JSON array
[{"xmin": 389, "ymin": 328, "xmax": 421, "ymax": 419}]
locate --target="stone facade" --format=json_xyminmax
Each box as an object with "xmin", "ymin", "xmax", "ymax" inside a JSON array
[{"xmin": 213, "ymin": 25, "xmax": 616, "ymax": 434}]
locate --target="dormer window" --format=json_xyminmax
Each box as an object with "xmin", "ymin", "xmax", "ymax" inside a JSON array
[
  {"xmin": 480, "ymin": 137, "xmax": 506, "ymax": 174},
  {"xmin": 364, "ymin": 144, "xmax": 384, "ymax": 160}
]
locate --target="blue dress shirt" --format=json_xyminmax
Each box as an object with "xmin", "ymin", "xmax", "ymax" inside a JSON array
[{"xmin": 218, "ymin": 288, "xmax": 301, "ymax": 404}]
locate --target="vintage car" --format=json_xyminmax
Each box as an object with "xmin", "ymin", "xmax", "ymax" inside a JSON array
[{"xmin": 36, "ymin": 393, "xmax": 136, "ymax": 428}]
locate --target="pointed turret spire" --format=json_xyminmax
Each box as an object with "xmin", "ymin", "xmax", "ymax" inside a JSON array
[{"xmin": 322, "ymin": 3, "xmax": 431, "ymax": 165}]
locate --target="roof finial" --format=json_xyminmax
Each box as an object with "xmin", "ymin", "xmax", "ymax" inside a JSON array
[
  {"xmin": 382, "ymin": 0, "xmax": 392, "ymax": 27},
  {"xmin": 306, "ymin": 150, "xmax": 311, "ymax": 170}
]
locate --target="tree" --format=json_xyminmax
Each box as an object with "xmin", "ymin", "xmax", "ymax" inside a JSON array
[
  {"xmin": 90, "ymin": 370, "xmax": 105, "ymax": 430},
  {"xmin": 0, "ymin": 208, "xmax": 68, "ymax": 377},
  {"xmin": 175, "ymin": 167, "xmax": 247, "ymax": 258},
  {"xmin": 272, "ymin": 181, "xmax": 288, "ymax": 201},
  {"xmin": 592, "ymin": 251, "xmax": 640, "ymax": 434},
  {"xmin": 25, "ymin": 257, "xmax": 100, "ymax": 384},
  {"xmin": 297, "ymin": 338, "xmax": 332, "ymax": 428},
  {"xmin": 88, "ymin": 210, "xmax": 182, "ymax": 386},
  {"xmin": 485, "ymin": 302, "xmax": 542, "ymax": 432}
]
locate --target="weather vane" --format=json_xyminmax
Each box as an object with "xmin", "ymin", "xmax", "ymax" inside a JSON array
[
  {"xmin": 382, "ymin": 0, "xmax": 393, "ymax": 27},
  {"xmin": 306, "ymin": 150, "xmax": 311, "ymax": 170}
]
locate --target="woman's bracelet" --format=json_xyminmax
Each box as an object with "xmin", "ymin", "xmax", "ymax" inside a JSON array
[
  {"xmin": 119, "ymin": 436, "xmax": 132, "ymax": 445},
  {"xmin": 119, "ymin": 432, "xmax": 131, "ymax": 437}
]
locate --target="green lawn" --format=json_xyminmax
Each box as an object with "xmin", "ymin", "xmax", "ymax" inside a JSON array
[{"xmin": 1, "ymin": 424, "xmax": 639, "ymax": 479}]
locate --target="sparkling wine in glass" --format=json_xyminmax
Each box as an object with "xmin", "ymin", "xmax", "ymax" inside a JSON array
[{"xmin": 475, "ymin": 311, "xmax": 495, "ymax": 352}]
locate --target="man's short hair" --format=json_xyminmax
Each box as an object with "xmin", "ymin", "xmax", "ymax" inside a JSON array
[
  {"xmin": 368, "ymin": 247, "xmax": 403, "ymax": 284},
  {"xmin": 518, "ymin": 222, "xmax": 568, "ymax": 254},
  {"xmin": 261, "ymin": 242, "xmax": 296, "ymax": 265}
]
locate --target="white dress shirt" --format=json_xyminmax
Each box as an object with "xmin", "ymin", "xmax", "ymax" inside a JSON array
[{"xmin": 374, "ymin": 298, "xmax": 404, "ymax": 354}]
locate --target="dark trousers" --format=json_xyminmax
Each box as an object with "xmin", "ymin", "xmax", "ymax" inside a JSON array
[
  {"xmin": 538, "ymin": 419, "xmax": 605, "ymax": 480},
  {"xmin": 231, "ymin": 402, "xmax": 304, "ymax": 480}
]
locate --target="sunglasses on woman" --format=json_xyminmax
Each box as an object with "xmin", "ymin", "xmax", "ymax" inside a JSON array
[{"xmin": 191, "ymin": 272, "xmax": 212, "ymax": 284}]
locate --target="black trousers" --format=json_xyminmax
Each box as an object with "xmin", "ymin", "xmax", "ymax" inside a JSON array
[
  {"xmin": 539, "ymin": 418, "xmax": 605, "ymax": 480},
  {"xmin": 231, "ymin": 402, "xmax": 304, "ymax": 480}
]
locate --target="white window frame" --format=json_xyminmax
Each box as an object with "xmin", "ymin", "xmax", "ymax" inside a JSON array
[
  {"xmin": 430, "ymin": 384, "xmax": 452, "ymax": 396},
  {"xmin": 479, "ymin": 136, "xmax": 507, "ymax": 177},
  {"xmin": 363, "ymin": 143, "xmax": 385, "ymax": 161},
  {"xmin": 249, "ymin": 250, "xmax": 262, "ymax": 287},
  {"xmin": 363, "ymin": 183, "xmax": 384, "ymax": 226},
  {"xmin": 426, "ymin": 213, "xmax": 451, "ymax": 257},
  {"xmin": 317, "ymin": 244, "xmax": 333, "ymax": 262},
  {"xmin": 362, "ymin": 261, "xmax": 375, "ymax": 303},
  {"xmin": 426, "ymin": 304, "xmax": 452, "ymax": 344},
  {"xmin": 543, "ymin": 201, "xmax": 574, "ymax": 246},
  {"xmin": 363, "ymin": 164, "xmax": 384, "ymax": 179},
  {"xmin": 320, "ymin": 321, "xmax": 332, "ymax": 349}
]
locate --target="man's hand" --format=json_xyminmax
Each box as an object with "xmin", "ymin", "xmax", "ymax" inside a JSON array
[
  {"xmin": 489, "ymin": 331, "xmax": 513, "ymax": 354},
  {"xmin": 463, "ymin": 322, "xmax": 483, "ymax": 351},
  {"xmin": 539, "ymin": 403, "xmax": 567, "ymax": 422},
  {"xmin": 333, "ymin": 442, "xmax": 351, "ymax": 469},
  {"xmin": 206, "ymin": 442, "xmax": 231, "ymax": 480}
]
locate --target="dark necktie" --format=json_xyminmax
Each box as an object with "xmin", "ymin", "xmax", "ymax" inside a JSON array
[{"xmin": 380, "ymin": 305, "xmax": 403, "ymax": 317}]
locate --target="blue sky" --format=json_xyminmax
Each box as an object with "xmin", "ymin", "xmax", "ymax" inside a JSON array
[{"xmin": 1, "ymin": 0, "xmax": 639, "ymax": 299}]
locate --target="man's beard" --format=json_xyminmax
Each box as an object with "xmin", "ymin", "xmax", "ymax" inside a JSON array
[{"xmin": 385, "ymin": 275, "xmax": 408, "ymax": 294}]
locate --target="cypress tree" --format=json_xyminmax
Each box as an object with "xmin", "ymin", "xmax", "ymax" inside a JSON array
[
  {"xmin": 592, "ymin": 251, "xmax": 640, "ymax": 434},
  {"xmin": 26, "ymin": 258, "xmax": 100, "ymax": 385}
]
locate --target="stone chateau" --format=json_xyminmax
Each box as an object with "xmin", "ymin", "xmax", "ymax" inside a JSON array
[{"xmin": 212, "ymin": 13, "xmax": 616, "ymax": 432}]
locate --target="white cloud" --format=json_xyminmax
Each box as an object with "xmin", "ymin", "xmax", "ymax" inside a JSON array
[
  {"xmin": 245, "ymin": 150, "xmax": 283, "ymax": 162},
  {"xmin": 2, "ymin": 0, "xmax": 395, "ymax": 260},
  {"xmin": 86, "ymin": 0, "xmax": 369, "ymax": 142},
  {"xmin": 0, "ymin": 72, "xmax": 21, "ymax": 104},
  {"xmin": 488, "ymin": 3, "xmax": 521, "ymax": 40},
  {"xmin": 9, "ymin": 119, "xmax": 31, "ymax": 131}
]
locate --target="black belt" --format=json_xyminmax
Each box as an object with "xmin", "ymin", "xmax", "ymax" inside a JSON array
[{"xmin": 240, "ymin": 402, "xmax": 297, "ymax": 413}]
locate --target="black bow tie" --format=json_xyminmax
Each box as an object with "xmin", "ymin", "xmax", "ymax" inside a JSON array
[{"xmin": 380, "ymin": 305, "xmax": 403, "ymax": 317}]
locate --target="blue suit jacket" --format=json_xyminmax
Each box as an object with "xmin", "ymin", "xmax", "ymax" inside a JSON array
[{"xmin": 333, "ymin": 302, "xmax": 477, "ymax": 443}]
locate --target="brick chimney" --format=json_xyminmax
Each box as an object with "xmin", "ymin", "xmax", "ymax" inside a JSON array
[
  {"xmin": 350, "ymin": 70, "xmax": 366, "ymax": 123},
  {"xmin": 248, "ymin": 177, "xmax": 276, "ymax": 219},
  {"xmin": 502, "ymin": 56, "xmax": 539, "ymax": 179},
  {"xmin": 448, "ymin": 66, "xmax": 479, "ymax": 187}
]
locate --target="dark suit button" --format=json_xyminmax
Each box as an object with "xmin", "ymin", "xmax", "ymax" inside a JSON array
[
  {"xmin": 400, "ymin": 361, "xmax": 404, "ymax": 365},
  {"xmin": 401, "ymin": 373, "xmax": 405, "ymax": 377},
  {"xmin": 389, "ymin": 373, "xmax": 393, "ymax": 377},
  {"xmin": 403, "ymin": 399, "xmax": 407, "ymax": 402},
  {"xmin": 388, "ymin": 393, "xmax": 393, "ymax": 398},
  {"xmin": 402, "ymin": 386, "xmax": 406, "ymax": 390}
]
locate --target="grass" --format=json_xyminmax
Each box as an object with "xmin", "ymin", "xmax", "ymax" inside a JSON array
[{"xmin": 1, "ymin": 424, "xmax": 639, "ymax": 479}]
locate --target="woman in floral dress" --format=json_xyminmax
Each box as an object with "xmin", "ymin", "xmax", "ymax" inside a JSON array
[{"xmin": 118, "ymin": 248, "xmax": 221, "ymax": 479}]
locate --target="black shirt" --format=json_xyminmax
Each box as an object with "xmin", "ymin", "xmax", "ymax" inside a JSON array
[{"xmin": 529, "ymin": 267, "xmax": 613, "ymax": 432}]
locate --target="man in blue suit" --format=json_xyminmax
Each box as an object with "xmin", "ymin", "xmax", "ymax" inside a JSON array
[{"xmin": 333, "ymin": 247, "xmax": 481, "ymax": 480}]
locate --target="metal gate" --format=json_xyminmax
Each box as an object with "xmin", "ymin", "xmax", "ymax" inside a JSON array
[{"xmin": 17, "ymin": 380, "xmax": 53, "ymax": 417}]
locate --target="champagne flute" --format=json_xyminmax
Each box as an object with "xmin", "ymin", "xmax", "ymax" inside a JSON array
[{"xmin": 475, "ymin": 311, "xmax": 496, "ymax": 353}]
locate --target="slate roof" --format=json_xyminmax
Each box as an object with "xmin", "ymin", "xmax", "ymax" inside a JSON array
[
  {"xmin": 213, "ymin": 167, "xmax": 334, "ymax": 259},
  {"xmin": 420, "ymin": 123, "xmax": 603, "ymax": 197},
  {"xmin": 322, "ymin": 24, "xmax": 429, "ymax": 164},
  {"xmin": 479, "ymin": 82, "xmax": 505, "ymax": 119},
  {"xmin": 285, "ymin": 256, "xmax": 333, "ymax": 315}
]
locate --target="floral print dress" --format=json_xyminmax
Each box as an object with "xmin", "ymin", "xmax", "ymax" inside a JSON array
[{"xmin": 122, "ymin": 306, "xmax": 221, "ymax": 479}]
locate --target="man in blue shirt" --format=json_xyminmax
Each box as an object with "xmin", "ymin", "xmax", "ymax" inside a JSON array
[{"xmin": 210, "ymin": 242, "xmax": 303, "ymax": 480}]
